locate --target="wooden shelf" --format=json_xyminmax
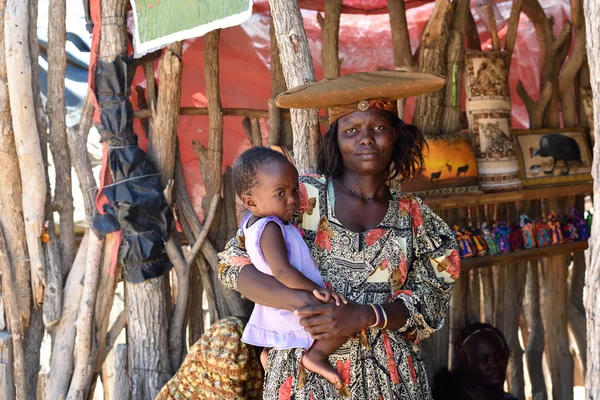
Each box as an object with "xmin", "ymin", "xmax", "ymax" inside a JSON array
[
  {"xmin": 422, "ymin": 183, "xmax": 593, "ymax": 209},
  {"xmin": 461, "ymin": 240, "xmax": 589, "ymax": 270}
]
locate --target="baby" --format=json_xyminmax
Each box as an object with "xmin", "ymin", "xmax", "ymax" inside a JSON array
[{"xmin": 232, "ymin": 147, "xmax": 347, "ymax": 389}]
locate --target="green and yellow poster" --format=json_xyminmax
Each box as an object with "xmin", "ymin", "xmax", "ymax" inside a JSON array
[{"xmin": 130, "ymin": 0, "xmax": 253, "ymax": 57}]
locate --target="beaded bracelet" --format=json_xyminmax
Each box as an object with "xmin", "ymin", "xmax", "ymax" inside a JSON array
[
  {"xmin": 368, "ymin": 304, "xmax": 381, "ymax": 328},
  {"xmin": 377, "ymin": 304, "xmax": 389, "ymax": 329}
]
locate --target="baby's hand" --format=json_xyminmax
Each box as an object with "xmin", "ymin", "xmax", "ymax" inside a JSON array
[{"xmin": 312, "ymin": 288, "xmax": 348, "ymax": 306}]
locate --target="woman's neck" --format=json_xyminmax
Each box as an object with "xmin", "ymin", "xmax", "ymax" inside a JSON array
[
  {"xmin": 463, "ymin": 383, "xmax": 505, "ymax": 400},
  {"xmin": 337, "ymin": 170, "xmax": 389, "ymax": 200}
]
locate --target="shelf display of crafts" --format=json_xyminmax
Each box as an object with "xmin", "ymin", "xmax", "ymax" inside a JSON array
[
  {"xmin": 396, "ymin": 130, "xmax": 481, "ymax": 196},
  {"xmin": 513, "ymin": 127, "xmax": 593, "ymax": 187}
]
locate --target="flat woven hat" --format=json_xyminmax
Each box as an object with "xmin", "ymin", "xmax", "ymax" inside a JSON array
[{"xmin": 275, "ymin": 70, "xmax": 446, "ymax": 109}]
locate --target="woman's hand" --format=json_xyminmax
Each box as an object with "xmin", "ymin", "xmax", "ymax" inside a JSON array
[{"xmin": 295, "ymin": 301, "xmax": 375, "ymax": 340}]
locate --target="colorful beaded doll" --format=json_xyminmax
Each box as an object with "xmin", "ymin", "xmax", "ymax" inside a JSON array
[
  {"xmin": 547, "ymin": 211, "xmax": 564, "ymax": 245},
  {"xmin": 494, "ymin": 222, "xmax": 511, "ymax": 253},
  {"xmin": 468, "ymin": 226, "xmax": 488, "ymax": 257},
  {"xmin": 519, "ymin": 214, "xmax": 536, "ymax": 249},
  {"xmin": 481, "ymin": 222, "xmax": 500, "ymax": 256},
  {"xmin": 455, "ymin": 225, "xmax": 476, "ymax": 258},
  {"xmin": 509, "ymin": 223, "xmax": 524, "ymax": 251},
  {"xmin": 560, "ymin": 216, "xmax": 574, "ymax": 242},
  {"xmin": 534, "ymin": 218, "xmax": 551, "ymax": 247},
  {"xmin": 572, "ymin": 207, "xmax": 590, "ymax": 241}
]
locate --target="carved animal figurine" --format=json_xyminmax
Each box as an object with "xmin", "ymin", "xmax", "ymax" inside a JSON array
[
  {"xmin": 519, "ymin": 214, "xmax": 536, "ymax": 249},
  {"xmin": 534, "ymin": 218, "xmax": 551, "ymax": 247},
  {"xmin": 482, "ymin": 222, "xmax": 500, "ymax": 256},
  {"xmin": 547, "ymin": 211, "xmax": 564, "ymax": 244},
  {"xmin": 456, "ymin": 164, "xmax": 469, "ymax": 177},
  {"xmin": 430, "ymin": 168, "xmax": 442, "ymax": 185},
  {"xmin": 494, "ymin": 222, "xmax": 511, "ymax": 253},
  {"xmin": 529, "ymin": 133, "xmax": 583, "ymax": 175}
]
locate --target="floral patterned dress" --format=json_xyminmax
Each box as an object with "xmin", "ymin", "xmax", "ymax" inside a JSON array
[{"xmin": 218, "ymin": 175, "xmax": 460, "ymax": 400}]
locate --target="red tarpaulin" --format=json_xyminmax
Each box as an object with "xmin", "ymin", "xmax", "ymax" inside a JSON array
[{"xmin": 130, "ymin": 0, "xmax": 572, "ymax": 217}]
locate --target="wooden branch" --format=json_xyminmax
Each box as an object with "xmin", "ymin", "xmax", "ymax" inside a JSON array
[
  {"xmin": 0, "ymin": 331, "xmax": 15, "ymax": 399},
  {"xmin": 542, "ymin": 255, "xmax": 574, "ymax": 400},
  {"xmin": 559, "ymin": 0, "xmax": 586, "ymax": 127},
  {"xmin": 269, "ymin": 0, "xmax": 320, "ymax": 172},
  {"xmin": 143, "ymin": 60, "xmax": 157, "ymax": 125},
  {"xmin": 523, "ymin": 262, "xmax": 547, "ymax": 400},
  {"xmin": 467, "ymin": 269, "xmax": 481, "ymax": 323},
  {"xmin": 413, "ymin": 0, "xmax": 453, "ymax": 135},
  {"xmin": 517, "ymin": 80, "xmax": 552, "ymax": 129},
  {"xmin": 0, "ymin": 0, "xmax": 31, "ymax": 333},
  {"xmin": 67, "ymin": 93, "xmax": 97, "ymax": 219},
  {"xmin": 487, "ymin": 0, "xmax": 501, "ymax": 51},
  {"xmin": 185, "ymin": 195, "xmax": 221, "ymax": 266},
  {"xmin": 505, "ymin": 0, "xmax": 523, "ymax": 66},
  {"xmin": 545, "ymin": 21, "xmax": 572, "ymax": 128},
  {"xmin": 319, "ymin": 0, "xmax": 342, "ymax": 79},
  {"xmin": 505, "ymin": 262, "xmax": 527, "ymax": 399},
  {"xmin": 466, "ymin": 7, "xmax": 482, "ymax": 51},
  {"xmin": 0, "ymin": 227, "xmax": 26, "ymax": 398},
  {"xmin": 45, "ymin": 232, "xmax": 89, "ymax": 400},
  {"xmin": 441, "ymin": 0, "xmax": 469, "ymax": 134},
  {"xmin": 204, "ymin": 30, "xmax": 225, "ymax": 206},
  {"xmin": 268, "ymin": 98, "xmax": 281, "ymax": 146},
  {"xmin": 387, "ymin": 0, "xmax": 415, "ymax": 71},
  {"xmin": 66, "ymin": 231, "xmax": 104, "ymax": 400},
  {"xmin": 113, "ymin": 344, "xmax": 130, "ymax": 400},
  {"xmin": 165, "ymin": 236, "xmax": 189, "ymax": 371},
  {"xmin": 48, "ymin": 0, "xmax": 75, "ymax": 267},
  {"xmin": 149, "ymin": 41, "xmax": 183, "ymax": 186},
  {"xmin": 94, "ymin": 308, "xmax": 127, "ymax": 371},
  {"xmin": 251, "ymin": 117, "xmax": 263, "ymax": 146},
  {"xmin": 5, "ymin": 0, "xmax": 47, "ymax": 307}
]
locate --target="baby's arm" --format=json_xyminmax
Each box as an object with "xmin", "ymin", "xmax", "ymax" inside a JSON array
[{"xmin": 260, "ymin": 221, "xmax": 322, "ymax": 293}]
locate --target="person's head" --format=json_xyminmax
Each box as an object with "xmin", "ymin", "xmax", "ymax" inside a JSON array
[
  {"xmin": 456, "ymin": 322, "xmax": 509, "ymax": 389},
  {"xmin": 232, "ymin": 147, "xmax": 299, "ymax": 222},
  {"xmin": 317, "ymin": 106, "xmax": 425, "ymax": 181}
]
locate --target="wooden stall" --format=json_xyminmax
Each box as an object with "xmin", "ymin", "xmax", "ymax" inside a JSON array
[{"xmin": 0, "ymin": 0, "xmax": 599, "ymax": 399}]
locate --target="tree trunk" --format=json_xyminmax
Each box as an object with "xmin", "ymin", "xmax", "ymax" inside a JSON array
[
  {"xmin": 441, "ymin": 0, "xmax": 468, "ymax": 134},
  {"xmin": 0, "ymin": 331, "xmax": 15, "ymax": 400},
  {"xmin": 126, "ymin": 278, "xmax": 171, "ymax": 399},
  {"xmin": 269, "ymin": 0, "xmax": 319, "ymax": 172},
  {"xmin": 113, "ymin": 344, "xmax": 130, "ymax": 400},
  {"xmin": 269, "ymin": 19, "xmax": 293, "ymax": 149},
  {"xmin": 47, "ymin": 0, "xmax": 75, "ymax": 268},
  {"xmin": 413, "ymin": 0, "xmax": 453, "ymax": 135},
  {"xmin": 584, "ymin": 0, "xmax": 600, "ymax": 396},
  {"xmin": 541, "ymin": 255, "xmax": 573, "ymax": 400},
  {"xmin": 5, "ymin": 0, "xmax": 47, "ymax": 308},
  {"xmin": 318, "ymin": 0, "xmax": 341, "ymax": 80},
  {"xmin": 504, "ymin": 262, "xmax": 527, "ymax": 400},
  {"xmin": 387, "ymin": 0, "xmax": 414, "ymax": 118}
]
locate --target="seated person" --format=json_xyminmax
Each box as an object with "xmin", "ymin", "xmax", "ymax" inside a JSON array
[{"xmin": 432, "ymin": 322, "xmax": 519, "ymax": 400}]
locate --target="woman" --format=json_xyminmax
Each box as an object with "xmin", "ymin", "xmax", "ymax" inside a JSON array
[{"xmin": 219, "ymin": 71, "xmax": 461, "ymax": 399}]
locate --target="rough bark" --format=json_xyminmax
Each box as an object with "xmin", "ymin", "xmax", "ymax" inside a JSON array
[
  {"xmin": 584, "ymin": 0, "xmax": 600, "ymax": 395},
  {"xmin": 505, "ymin": 262, "xmax": 527, "ymax": 400},
  {"xmin": 0, "ymin": 331, "xmax": 15, "ymax": 399},
  {"xmin": 113, "ymin": 344, "xmax": 130, "ymax": 400},
  {"xmin": 5, "ymin": 0, "xmax": 47, "ymax": 307},
  {"xmin": 317, "ymin": 0, "xmax": 342, "ymax": 79},
  {"xmin": 387, "ymin": 0, "xmax": 414, "ymax": 71},
  {"xmin": 149, "ymin": 41, "xmax": 182, "ymax": 186},
  {"xmin": 440, "ymin": 0, "xmax": 468, "ymax": 134},
  {"xmin": 269, "ymin": 0, "xmax": 319, "ymax": 172},
  {"xmin": 269, "ymin": 19, "xmax": 293, "ymax": 149},
  {"xmin": 559, "ymin": 0, "xmax": 586, "ymax": 127},
  {"xmin": 0, "ymin": 228, "xmax": 25, "ymax": 399},
  {"xmin": 569, "ymin": 252, "xmax": 587, "ymax": 370},
  {"xmin": 143, "ymin": 61, "xmax": 157, "ymax": 140},
  {"xmin": 541, "ymin": 255, "xmax": 573, "ymax": 400},
  {"xmin": 45, "ymin": 232, "xmax": 89, "ymax": 400},
  {"xmin": 47, "ymin": 0, "xmax": 75, "ymax": 267},
  {"xmin": 413, "ymin": 0, "xmax": 453, "ymax": 135},
  {"xmin": 0, "ymin": 0, "xmax": 30, "ymax": 333},
  {"xmin": 126, "ymin": 277, "xmax": 171, "ymax": 400},
  {"xmin": 268, "ymin": 98, "xmax": 281, "ymax": 146},
  {"xmin": 523, "ymin": 261, "xmax": 547, "ymax": 400}
]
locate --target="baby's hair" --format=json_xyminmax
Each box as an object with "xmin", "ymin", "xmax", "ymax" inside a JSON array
[{"xmin": 232, "ymin": 147, "xmax": 290, "ymax": 198}]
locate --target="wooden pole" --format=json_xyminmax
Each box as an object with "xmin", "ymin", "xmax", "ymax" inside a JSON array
[
  {"xmin": 269, "ymin": 0, "xmax": 320, "ymax": 172},
  {"xmin": 269, "ymin": 19, "xmax": 293, "ymax": 148},
  {"xmin": 47, "ymin": 0, "xmax": 75, "ymax": 268},
  {"xmin": 317, "ymin": 0, "xmax": 342, "ymax": 80},
  {"xmin": 387, "ymin": 0, "xmax": 414, "ymax": 119},
  {"xmin": 0, "ymin": 331, "xmax": 15, "ymax": 400},
  {"xmin": 113, "ymin": 344, "xmax": 130, "ymax": 400},
  {"xmin": 584, "ymin": 0, "xmax": 600, "ymax": 395},
  {"xmin": 504, "ymin": 263, "xmax": 527, "ymax": 400},
  {"xmin": 413, "ymin": 0, "xmax": 453, "ymax": 135},
  {"xmin": 448, "ymin": 273, "xmax": 468, "ymax": 370},
  {"xmin": 5, "ymin": 0, "xmax": 47, "ymax": 308}
]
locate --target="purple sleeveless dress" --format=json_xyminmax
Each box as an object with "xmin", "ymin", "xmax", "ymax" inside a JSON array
[{"xmin": 241, "ymin": 215, "xmax": 325, "ymax": 349}]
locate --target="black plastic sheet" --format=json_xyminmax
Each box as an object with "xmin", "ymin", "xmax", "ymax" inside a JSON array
[{"xmin": 93, "ymin": 56, "xmax": 173, "ymax": 283}]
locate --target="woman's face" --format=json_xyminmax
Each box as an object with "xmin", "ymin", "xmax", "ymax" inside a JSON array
[
  {"xmin": 464, "ymin": 332, "xmax": 508, "ymax": 389},
  {"xmin": 336, "ymin": 107, "xmax": 397, "ymax": 177}
]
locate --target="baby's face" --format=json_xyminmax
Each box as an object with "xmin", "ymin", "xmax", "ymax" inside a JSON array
[{"xmin": 249, "ymin": 161, "xmax": 299, "ymax": 222}]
